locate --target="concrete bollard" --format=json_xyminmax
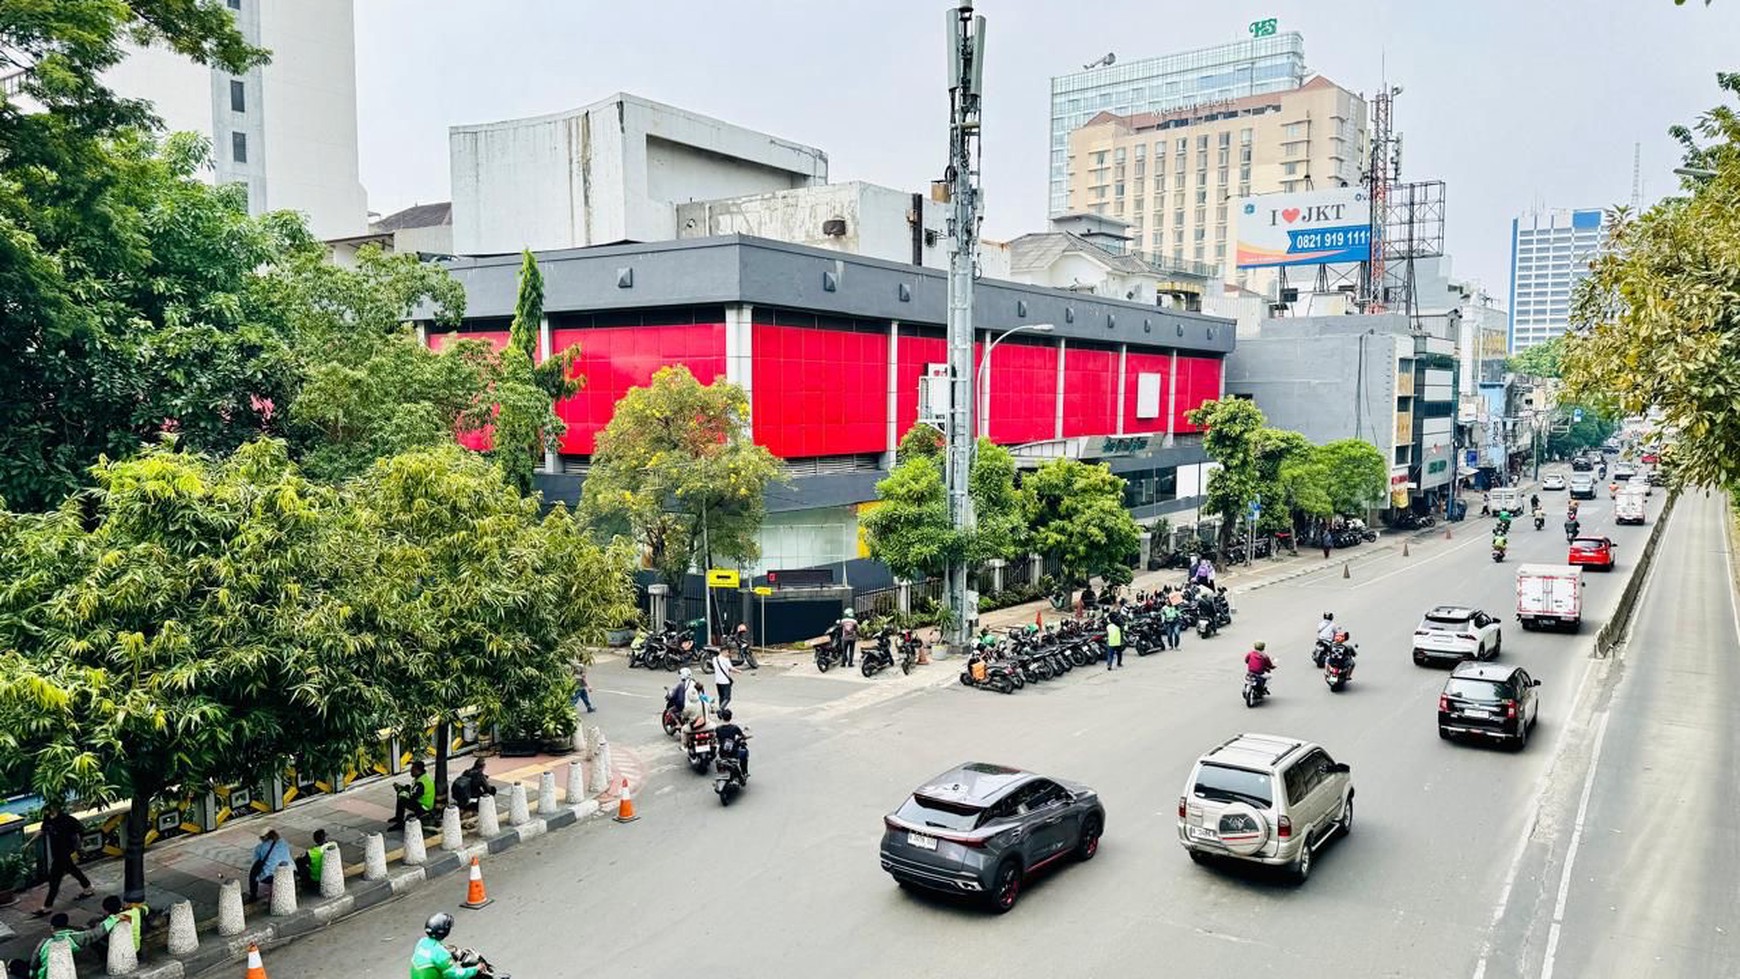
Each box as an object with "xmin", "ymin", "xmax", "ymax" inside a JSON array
[
  {"xmin": 584, "ymin": 724, "xmax": 601, "ymax": 761},
  {"xmin": 217, "ymin": 878, "xmax": 246, "ymax": 936},
  {"xmin": 565, "ymin": 758, "xmax": 585, "ymax": 803},
  {"xmin": 402, "ymin": 816, "xmax": 427, "ymax": 865},
  {"xmin": 537, "ymin": 771, "xmax": 558, "ymax": 815},
  {"xmin": 46, "ymin": 936, "xmax": 77, "ymax": 979},
  {"xmin": 589, "ymin": 737, "xmax": 612, "ymax": 794},
  {"xmin": 508, "ymin": 782, "xmax": 530, "ymax": 826},
  {"xmin": 363, "ymin": 832, "xmax": 388, "ymax": 881},
  {"xmin": 441, "ymin": 805, "xmax": 464, "ymax": 851},
  {"xmin": 476, "ymin": 793, "xmax": 501, "ymax": 837},
  {"xmin": 167, "ymin": 899, "xmax": 198, "ymax": 955},
  {"xmin": 319, "ymin": 842, "xmax": 345, "ymax": 898},
  {"xmin": 269, "ymin": 861, "xmax": 298, "ymax": 916},
  {"xmin": 571, "ymin": 725, "xmax": 586, "ymax": 755},
  {"xmin": 105, "ymin": 917, "xmax": 137, "ymax": 975}
]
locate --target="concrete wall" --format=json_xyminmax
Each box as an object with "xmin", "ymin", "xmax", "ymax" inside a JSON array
[
  {"xmin": 452, "ymin": 93, "xmax": 828, "ymax": 254},
  {"xmin": 258, "ymin": 0, "xmax": 368, "ymax": 239},
  {"xmin": 676, "ymin": 182, "xmax": 947, "ymax": 269},
  {"xmin": 1223, "ymin": 314, "xmax": 1409, "ymax": 462}
]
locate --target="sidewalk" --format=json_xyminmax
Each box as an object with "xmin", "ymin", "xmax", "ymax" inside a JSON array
[{"xmin": 0, "ymin": 738, "xmax": 643, "ymax": 972}]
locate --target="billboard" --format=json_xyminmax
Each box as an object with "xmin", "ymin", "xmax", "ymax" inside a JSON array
[{"xmin": 1235, "ymin": 189, "xmax": 1372, "ymax": 269}]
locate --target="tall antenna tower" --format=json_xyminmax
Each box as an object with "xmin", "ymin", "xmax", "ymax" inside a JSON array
[
  {"xmin": 1631, "ymin": 141, "xmax": 1642, "ymax": 210},
  {"xmin": 1364, "ymin": 87, "xmax": 1398, "ymax": 312}
]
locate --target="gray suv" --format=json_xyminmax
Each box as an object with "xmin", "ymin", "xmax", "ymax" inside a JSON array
[
  {"xmin": 880, "ymin": 762, "xmax": 1106, "ymax": 913},
  {"xmin": 1177, "ymin": 733, "xmax": 1353, "ymax": 883}
]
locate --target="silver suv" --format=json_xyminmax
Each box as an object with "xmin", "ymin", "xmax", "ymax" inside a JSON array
[{"xmin": 1177, "ymin": 733, "xmax": 1354, "ymax": 883}]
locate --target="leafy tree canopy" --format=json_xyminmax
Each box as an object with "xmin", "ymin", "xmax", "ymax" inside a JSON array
[
  {"xmin": 863, "ymin": 432, "xmax": 1025, "ymax": 580},
  {"xmin": 1506, "ymin": 336, "xmax": 1564, "ymax": 378},
  {"xmin": 1564, "ymin": 72, "xmax": 1740, "ymax": 490},
  {"xmin": 1021, "ymin": 458, "xmax": 1141, "ymax": 586}
]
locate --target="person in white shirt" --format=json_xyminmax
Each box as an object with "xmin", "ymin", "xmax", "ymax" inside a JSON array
[
  {"xmin": 713, "ymin": 647, "xmax": 738, "ymax": 708},
  {"xmin": 1314, "ymin": 612, "xmax": 1339, "ymax": 667}
]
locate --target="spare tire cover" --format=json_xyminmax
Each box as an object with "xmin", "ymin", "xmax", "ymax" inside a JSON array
[{"xmin": 1215, "ymin": 803, "xmax": 1270, "ymax": 856}]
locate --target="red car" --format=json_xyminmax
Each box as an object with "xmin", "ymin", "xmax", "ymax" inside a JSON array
[
  {"xmin": 1568, "ymin": 536, "xmax": 1617, "ymax": 572},
  {"xmin": 1641, "ymin": 452, "xmax": 1660, "ymax": 464}
]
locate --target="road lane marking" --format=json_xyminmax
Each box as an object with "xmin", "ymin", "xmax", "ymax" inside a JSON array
[{"xmin": 1539, "ymin": 705, "xmax": 1614, "ymax": 979}]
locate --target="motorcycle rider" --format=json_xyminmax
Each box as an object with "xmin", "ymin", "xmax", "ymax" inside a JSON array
[
  {"xmin": 410, "ymin": 912, "xmax": 479, "ymax": 979},
  {"xmin": 1492, "ymin": 532, "xmax": 1509, "ymax": 558},
  {"xmin": 713, "ymin": 708, "xmax": 749, "ymax": 779},
  {"xmin": 1564, "ymin": 515, "xmax": 1581, "ymax": 541},
  {"xmin": 1314, "ymin": 612, "xmax": 1338, "ymax": 667},
  {"xmin": 1530, "ymin": 493, "xmax": 1540, "ymax": 511},
  {"xmin": 1244, "ymin": 641, "xmax": 1276, "ymax": 695},
  {"xmin": 829, "ymin": 607, "xmax": 859, "ymax": 667}
]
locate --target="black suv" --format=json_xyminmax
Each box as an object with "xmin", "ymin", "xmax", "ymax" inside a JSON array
[
  {"xmin": 880, "ymin": 762, "xmax": 1106, "ymax": 912},
  {"xmin": 1438, "ymin": 662, "xmax": 1541, "ymax": 750}
]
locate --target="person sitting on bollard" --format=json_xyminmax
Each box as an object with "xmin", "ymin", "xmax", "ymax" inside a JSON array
[
  {"xmin": 90, "ymin": 896, "xmax": 146, "ymax": 952},
  {"xmin": 28, "ymin": 913, "xmax": 102, "ymax": 979},
  {"xmin": 247, "ymin": 829, "xmax": 292, "ymax": 903},
  {"xmin": 295, "ymin": 828, "xmax": 329, "ymax": 892},
  {"xmin": 388, "ymin": 761, "xmax": 435, "ymax": 830},
  {"xmin": 449, "ymin": 758, "xmax": 496, "ymax": 813}
]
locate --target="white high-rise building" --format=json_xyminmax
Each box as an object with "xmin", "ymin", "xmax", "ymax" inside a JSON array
[
  {"xmin": 100, "ymin": 0, "xmax": 368, "ymax": 240},
  {"xmin": 1507, "ymin": 208, "xmax": 1604, "ymax": 352}
]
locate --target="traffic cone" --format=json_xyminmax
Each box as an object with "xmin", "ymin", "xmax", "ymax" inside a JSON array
[
  {"xmin": 460, "ymin": 856, "xmax": 493, "ymax": 909},
  {"xmin": 244, "ymin": 944, "xmax": 267, "ymax": 979},
  {"xmin": 613, "ymin": 776, "xmax": 640, "ymax": 824},
  {"xmin": 1034, "ymin": 609, "xmax": 1043, "ymax": 629},
  {"xmin": 1402, "ymin": 541, "xmax": 1410, "ymax": 557},
  {"xmin": 1445, "ymin": 526, "xmax": 1453, "ymax": 540},
  {"xmin": 1342, "ymin": 561, "xmax": 1350, "ymax": 579}
]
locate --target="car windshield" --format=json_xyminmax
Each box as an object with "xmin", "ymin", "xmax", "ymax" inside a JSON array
[
  {"xmin": 1446, "ymin": 677, "xmax": 1511, "ymax": 701},
  {"xmin": 1571, "ymin": 539, "xmax": 1606, "ymax": 551},
  {"xmin": 897, "ymin": 794, "xmax": 985, "ymax": 832},
  {"xmin": 1193, "ymin": 762, "xmax": 1273, "ymax": 808},
  {"xmin": 1424, "ymin": 613, "xmax": 1473, "ymax": 628}
]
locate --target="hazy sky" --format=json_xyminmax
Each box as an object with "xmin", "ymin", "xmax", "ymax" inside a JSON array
[{"xmin": 354, "ymin": 0, "xmax": 1739, "ymax": 297}]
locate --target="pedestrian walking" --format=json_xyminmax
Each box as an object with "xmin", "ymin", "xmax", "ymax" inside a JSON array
[
  {"xmin": 1320, "ymin": 532, "xmax": 1332, "ymax": 560},
  {"xmin": 1160, "ymin": 598, "xmax": 1181, "ymax": 650},
  {"xmin": 712, "ymin": 647, "xmax": 737, "ymax": 709},
  {"xmin": 1104, "ymin": 612, "xmax": 1125, "ymax": 670},
  {"xmin": 30, "ymin": 804, "xmax": 93, "ymax": 918},
  {"xmin": 571, "ymin": 658, "xmax": 595, "ymax": 713}
]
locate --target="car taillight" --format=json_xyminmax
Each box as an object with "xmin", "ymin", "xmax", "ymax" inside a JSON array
[
  {"xmin": 1438, "ymin": 695, "xmax": 1450, "ymax": 712},
  {"xmin": 1505, "ymin": 700, "xmax": 1517, "ymax": 720},
  {"xmin": 1458, "ymin": 633, "xmax": 1478, "ymax": 640},
  {"xmin": 1414, "ymin": 629, "xmax": 1428, "ymax": 636},
  {"xmin": 1277, "ymin": 815, "xmax": 1292, "ymax": 839},
  {"xmin": 1178, "ymin": 796, "xmax": 1187, "ymax": 819}
]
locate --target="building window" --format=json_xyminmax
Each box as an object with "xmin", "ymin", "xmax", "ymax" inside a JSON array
[
  {"xmin": 1176, "ymin": 138, "xmax": 1187, "ymax": 152},
  {"xmin": 1217, "ymin": 167, "xmax": 1228, "ymax": 185},
  {"xmin": 1238, "ymin": 182, "xmax": 1251, "ymax": 197},
  {"xmin": 1218, "ymin": 131, "xmax": 1232, "ymax": 147},
  {"xmin": 1174, "ymin": 230, "xmax": 1184, "ymax": 246},
  {"xmin": 1240, "ymin": 165, "xmax": 1252, "ymax": 182},
  {"xmin": 1240, "ymin": 146, "xmax": 1252, "ymax": 163},
  {"xmin": 1283, "ymin": 162, "xmax": 1300, "ymax": 176},
  {"xmin": 231, "ymin": 131, "xmax": 247, "ymax": 163},
  {"xmin": 1217, "ymin": 147, "xmax": 1230, "ymax": 166},
  {"xmin": 1284, "ymin": 121, "xmax": 1308, "ymax": 138},
  {"xmin": 1134, "ymin": 143, "xmax": 1146, "ymax": 160},
  {"xmin": 1134, "ymin": 196, "xmax": 1144, "ymax": 212},
  {"xmin": 1216, "ymin": 205, "xmax": 1228, "ymax": 223},
  {"xmin": 1114, "ymin": 182, "xmax": 1125, "ymax": 197},
  {"xmin": 1196, "ymin": 169, "xmax": 1207, "ymax": 186},
  {"xmin": 227, "ymin": 0, "xmax": 241, "ymax": 8},
  {"xmin": 1240, "ymin": 128, "xmax": 1253, "ymax": 144},
  {"xmin": 1174, "ymin": 173, "xmax": 1185, "ymax": 190},
  {"xmin": 1195, "ymin": 206, "xmax": 1206, "ymax": 224},
  {"xmin": 1114, "ymin": 147, "xmax": 1126, "ymax": 163},
  {"xmin": 1134, "ymin": 160, "xmax": 1145, "ymax": 178},
  {"xmin": 229, "ymin": 79, "xmax": 245, "ymax": 112},
  {"xmin": 1196, "ymin": 150, "xmax": 1208, "ymax": 169},
  {"xmin": 1094, "ymin": 150, "xmax": 1108, "ymax": 166},
  {"xmin": 1194, "ymin": 245, "xmax": 1206, "ymax": 261}
]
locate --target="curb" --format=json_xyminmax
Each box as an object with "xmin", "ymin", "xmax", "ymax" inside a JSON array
[
  {"xmin": 1593, "ymin": 491, "xmax": 1679, "ymax": 659},
  {"xmin": 1232, "ymin": 544, "xmax": 1395, "ymax": 595},
  {"xmin": 122, "ymin": 796, "xmax": 615, "ymax": 979}
]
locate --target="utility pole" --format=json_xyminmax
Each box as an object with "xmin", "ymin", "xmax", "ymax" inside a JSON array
[{"xmin": 943, "ymin": 3, "xmax": 986, "ymax": 654}]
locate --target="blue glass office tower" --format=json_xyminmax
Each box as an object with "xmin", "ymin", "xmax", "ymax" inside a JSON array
[
  {"xmin": 1048, "ymin": 33, "xmax": 1307, "ymax": 216},
  {"xmin": 1507, "ymin": 208, "xmax": 1604, "ymax": 352}
]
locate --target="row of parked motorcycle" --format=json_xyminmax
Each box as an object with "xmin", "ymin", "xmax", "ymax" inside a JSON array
[
  {"xmin": 961, "ymin": 587, "xmax": 1237, "ymax": 694},
  {"xmin": 628, "ymin": 625, "xmax": 762, "ymax": 672},
  {"xmin": 812, "ymin": 623, "xmax": 925, "ymax": 677}
]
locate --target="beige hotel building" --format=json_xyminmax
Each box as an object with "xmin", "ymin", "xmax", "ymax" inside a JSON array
[{"xmin": 1064, "ymin": 75, "xmax": 1369, "ymax": 291}]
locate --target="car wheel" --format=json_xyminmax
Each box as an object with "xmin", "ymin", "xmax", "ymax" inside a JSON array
[
  {"xmin": 988, "ymin": 860, "xmax": 1022, "ymax": 914},
  {"xmin": 1338, "ymin": 795, "xmax": 1354, "ymax": 836},
  {"xmin": 1188, "ymin": 850, "xmax": 1212, "ymax": 866},
  {"xmin": 1492, "ymin": 632, "xmax": 1502, "ymax": 656},
  {"xmin": 1473, "ymin": 644, "xmax": 1484, "ymax": 661},
  {"xmin": 1413, "ymin": 653, "xmax": 1426, "ymax": 667},
  {"xmin": 1074, "ymin": 814, "xmax": 1103, "ymax": 861},
  {"xmin": 1290, "ymin": 839, "xmax": 1313, "ymax": 884},
  {"xmin": 1512, "ymin": 722, "xmax": 1529, "ymax": 752},
  {"xmin": 1438, "ymin": 726, "xmax": 1452, "ymax": 741}
]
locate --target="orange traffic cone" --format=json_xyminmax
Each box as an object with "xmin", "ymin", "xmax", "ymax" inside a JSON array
[
  {"xmin": 1034, "ymin": 609, "xmax": 1043, "ymax": 629},
  {"xmin": 460, "ymin": 856, "xmax": 493, "ymax": 909},
  {"xmin": 613, "ymin": 776, "xmax": 640, "ymax": 823},
  {"xmin": 244, "ymin": 944, "xmax": 267, "ymax": 979}
]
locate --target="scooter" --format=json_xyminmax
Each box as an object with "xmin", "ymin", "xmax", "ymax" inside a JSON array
[
  {"xmin": 860, "ymin": 627, "xmax": 897, "ymax": 677},
  {"xmin": 1533, "ymin": 512, "xmax": 1546, "ymax": 531},
  {"xmin": 714, "ymin": 731, "xmax": 750, "ymax": 806},
  {"xmin": 1491, "ymin": 545, "xmax": 1507, "ymax": 563},
  {"xmin": 897, "ymin": 629, "xmax": 922, "ymax": 675},
  {"xmin": 448, "ymin": 948, "xmax": 509, "ymax": 979},
  {"xmin": 686, "ymin": 725, "xmax": 718, "ymax": 774},
  {"xmin": 959, "ymin": 651, "xmax": 1016, "ymax": 693},
  {"xmin": 659, "ymin": 690, "xmax": 682, "ymax": 738},
  {"xmin": 814, "ymin": 630, "xmax": 853, "ymax": 673},
  {"xmin": 1242, "ymin": 671, "xmax": 1270, "ymax": 708},
  {"xmin": 1323, "ymin": 644, "xmax": 1356, "ymax": 692}
]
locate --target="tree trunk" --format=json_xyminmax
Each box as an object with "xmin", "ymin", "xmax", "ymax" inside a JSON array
[
  {"xmin": 434, "ymin": 720, "xmax": 451, "ymax": 809},
  {"xmin": 123, "ymin": 791, "xmax": 150, "ymax": 904}
]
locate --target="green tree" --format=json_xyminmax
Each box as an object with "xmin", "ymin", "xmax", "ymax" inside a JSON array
[
  {"xmin": 968, "ymin": 439, "xmax": 1025, "ymax": 561},
  {"xmin": 1544, "ymin": 406, "xmax": 1618, "ymax": 458},
  {"xmin": 479, "ymin": 251, "xmax": 581, "ymax": 495},
  {"xmin": 896, "ymin": 424, "xmax": 944, "ymax": 463},
  {"xmin": 1022, "ymin": 458, "xmax": 1142, "ymax": 587},
  {"xmin": 581, "ymin": 367, "xmax": 781, "ymax": 585},
  {"xmin": 1564, "ymin": 73, "xmax": 1740, "ymax": 490},
  {"xmin": 508, "ymin": 249, "xmax": 543, "ymax": 362},
  {"xmin": 349, "ymin": 445, "xmax": 637, "ymax": 797},
  {"xmin": 1311, "ymin": 438, "xmax": 1389, "ymax": 515},
  {"xmin": 0, "ymin": 441, "xmax": 393, "ymax": 902},
  {"xmin": 1506, "ymin": 336, "xmax": 1564, "ymax": 378},
  {"xmin": 1186, "ymin": 397, "xmax": 1268, "ymax": 535},
  {"xmin": 863, "ymin": 432, "xmax": 1024, "ymax": 580}
]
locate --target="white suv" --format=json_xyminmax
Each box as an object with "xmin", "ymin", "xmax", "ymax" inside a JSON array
[
  {"xmin": 1177, "ymin": 733, "xmax": 1354, "ymax": 883},
  {"xmin": 1412, "ymin": 605, "xmax": 1502, "ymax": 666}
]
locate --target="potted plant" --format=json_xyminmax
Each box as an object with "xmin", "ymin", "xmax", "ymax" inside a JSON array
[
  {"xmin": 0, "ymin": 848, "xmax": 36, "ymax": 909},
  {"xmin": 604, "ymin": 615, "xmax": 639, "ymax": 648}
]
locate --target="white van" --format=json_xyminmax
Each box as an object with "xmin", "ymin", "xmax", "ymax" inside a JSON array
[
  {"xmin": 1489, "ymin": 487, "xmax": 1526, "ymax": 513},
  {"xmin": 1615, "ymin": 490, "xmax": 1647, "ymax": 525},
  {"xmin": 1516, "ymin": 564, "xmax": 1584, "ymax": 631}
]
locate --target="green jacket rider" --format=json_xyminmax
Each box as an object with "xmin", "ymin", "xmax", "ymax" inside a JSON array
[{"xmin": 411, "ymin": 913, "xmax": 479, "ymax": 979}]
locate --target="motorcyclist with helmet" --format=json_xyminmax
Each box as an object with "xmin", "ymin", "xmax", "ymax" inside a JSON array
[
  {"xmin": 713, "ymin": 707, "xmax": 750, "ymax": 780},
  {"xmin": 828, "ymin": 607, "xmax": 859, "ymax": 667},
  {"xmin": 1244, "ymin": 641, "xmax": 1276, "ymax": 695},
  {"xmin": 411, "ymin": 913, "xmax": 485, "ymax": 979},
  {"xmin": 1313, "ymin": 612, "xmax": 1338, "ymax": 667}
]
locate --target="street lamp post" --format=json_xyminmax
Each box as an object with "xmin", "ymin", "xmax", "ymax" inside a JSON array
[{"xmin": 976, "ymin": 323, "xmax": 1055, "ymax": 439}]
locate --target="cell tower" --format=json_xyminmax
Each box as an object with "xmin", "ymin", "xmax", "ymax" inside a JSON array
[
  {"xmin": 1631, "ymin": 141, "xmax": 1642, "ymax": 210},
  {"xmin": 1364, "ymin": 88, "xmax": 1397, "ymax": 312}
]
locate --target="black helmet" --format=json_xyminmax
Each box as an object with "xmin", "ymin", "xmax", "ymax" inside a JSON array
[
  {"xmin": 1323, "ymin": 611, "xmax": 1334, "ymax": 620},
  {"xmin": 425, "ymin": 912, "xmax": 454, "ymax": 940},
  {"xmin": 718, "ymin": 708, "xmax": 733, "ymax": 722}
]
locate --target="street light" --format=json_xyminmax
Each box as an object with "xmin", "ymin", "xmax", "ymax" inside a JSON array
[{"xmin": 976, "ymin": 323, "xmax": 1055, "ymax": 439}]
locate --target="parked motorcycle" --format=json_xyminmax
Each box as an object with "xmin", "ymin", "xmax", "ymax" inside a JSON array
[
  {"xmin": 897, "ymin": 629, "xmax": 922, "ymax": 675},
  {"xmin": 815, "ymin": 630, "xmax": 853, "ymax": 673},
  {"xmin": 1323, "ymin": 644, "xmax": 1356, "ymax": 692},
  {"xmin": 959, "ymin": 651, "xmax": 1016, "ymax": 694},
  {"xmin": 1242, "ymin": 671, "xmax": 1270, "ymax": 708},
  {"xmin": 725, "ymin": 631, "xmax": 760, "ymax": 670},
  {"xmin": 860, "ymin": 627, "xmax": 897, "ymax": 677},
  {"xmin": 714, "ymin": 731, "xmax": 750, "ymax": 806}
]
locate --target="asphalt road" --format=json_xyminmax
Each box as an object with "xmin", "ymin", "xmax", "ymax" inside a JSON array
[{"xmin": 263, "ymin": 474, "xmax": 1697, "ymax": 979}]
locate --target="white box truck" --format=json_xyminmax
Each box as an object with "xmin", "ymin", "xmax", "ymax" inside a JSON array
[
  {"xmin": 1516, "ymin": 564, "xmax": 1584, "ymax": 631},
  {"xmin": 1615, "ymin": 489, "xmax": 1647, "ymax": 525},
  {"xmin": 1490, "ymin": 487, "xmax": 1526, "ymax": 513}
]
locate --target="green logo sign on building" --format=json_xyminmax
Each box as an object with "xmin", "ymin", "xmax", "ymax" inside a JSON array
[{"xmin": 1249, "ymin": 18, "xmax": 1279, "ymax": 38}]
